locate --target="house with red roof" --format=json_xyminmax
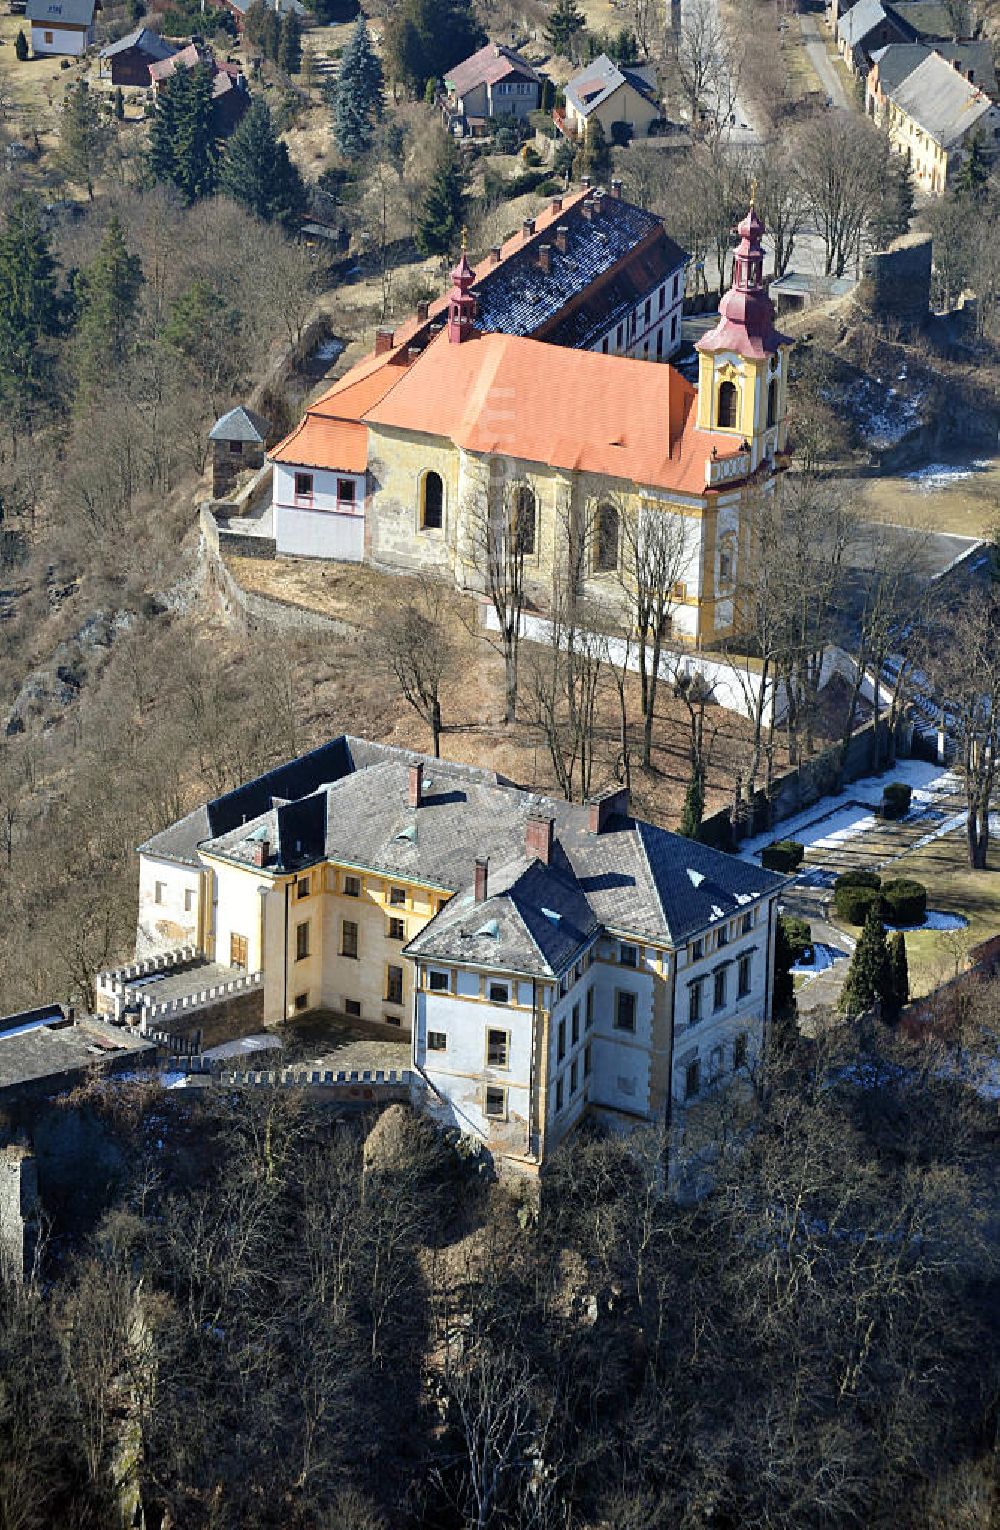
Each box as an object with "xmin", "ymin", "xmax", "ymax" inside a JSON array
[
  {"xmin": 268, "ymin": 193, "xmax": 791, "ymax": 647},
  {"xmin": 442, "ymin": 43, "xmax": 542, "ymax": 136}
]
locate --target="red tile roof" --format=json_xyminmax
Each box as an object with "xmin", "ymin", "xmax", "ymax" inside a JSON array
[{"xmin": 444, "ymin": 42, "xmax": 541, "ymax": 95}]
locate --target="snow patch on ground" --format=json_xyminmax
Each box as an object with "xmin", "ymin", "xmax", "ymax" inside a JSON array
[
  {"xmin": 855, "ymin": 381, "xmax": 925, "ymax": 450},
  {"xmin": 792, "ymin": 941, "xmax": 848, "ymax": 975},
  {"xmin": 202, "ymin": 1033, "xmax": 283, "ymax": 1062},
  {"xmin": 893, "ymin": 910, "xmax": 969, "ymax": 932},
  {"xmin": 904, "ymin": 459, "xmax": 991, "ymax": 492}
]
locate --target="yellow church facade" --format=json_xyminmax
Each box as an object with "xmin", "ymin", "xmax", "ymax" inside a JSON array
[{"xmin": 270, "ymin": 196, "xmax": 791, "ymax": 648}]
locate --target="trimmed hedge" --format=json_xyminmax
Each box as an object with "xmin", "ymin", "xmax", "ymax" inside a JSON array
[
  {"xmin": 834, "ymin": 884, "xmax": 883, "ymax": 925},
  {"xmin": 761, "ymin": 840, "xmax": 804, "ymax": 873},
  {"xmin": 834, "ymin": 869, "xmax": 881, "ymax": 892},
  {"xmin": 880, "ymin": 782, "xmax": 913, "ymax": 820},
  {"xmin": 780, "ymin": 915, "xmax": 813, "ymax": 965},
  {"xmin": 881, "ymin": 877, "xmax": 927, "ymax": 927}
]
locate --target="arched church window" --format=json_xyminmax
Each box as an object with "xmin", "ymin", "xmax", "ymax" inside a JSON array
[
  {"xmin": 421, "ymin": 471, "xmax": 443, "ymax": 530},
  {"xmin": 511, "ymin": 484, "xmax": 536, "ymax": 556},
  {"xmin": 767, "ymin": 377, "xmax": 779, "ymax": 430},
  {"xmin": 595, "ymin": 503, "xmax": 619, "ymax": 573},
  {"xmin": 717, "ymin": 379, "xmax": 738, "ymax": 429}
]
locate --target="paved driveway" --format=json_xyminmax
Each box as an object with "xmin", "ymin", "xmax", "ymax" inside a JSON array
[{"xmin": 798, "ymin": 11, "xmax": 848, "ymax": 107}]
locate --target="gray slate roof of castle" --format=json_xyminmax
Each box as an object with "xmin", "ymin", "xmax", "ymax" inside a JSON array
[
  {"xmin": 142, "ymin": 736, "xmax": 784, "ymax": 961},
  {"xmin": 471, "ymin": 195, "xmax": 685, "ymax": 342}
]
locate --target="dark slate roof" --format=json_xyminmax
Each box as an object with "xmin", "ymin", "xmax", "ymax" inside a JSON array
[
  {"xmin": 178, "ymin": 742, "xmax": 784, "ymax": 963},
  {"xmin": 871, "ymin": 40, "xmax": 931, "ymax": 89},
  {"xmin": 100, "ymin": 25, "xmax": 176, "ymax": 60},
  {"xmin": 540, "ymin": 226, "xmax": 686, "ymax": 350},
  {"xmin": 840, "ymin": 0, "xmax": 888, "ymax": 46},
  {"xmin": 209, "ymin": 405, "xmax": 271, "ymax": 444},
  {"xmin": 472, "ymin": 196, "xmax": 686, "ymax": 344},
  {"xmin": 564, "ymin": 54, "xmax": 658, "ymax": 117},
  {"xmin": 0, "ymin": 1018, "xmax": 154, "ymax": 1097},
  {"xmin": 26, "ymin": 0, "xmax": 95, "ymax": 24},
  {"xmin": 406, "ymin": 856, "xmax": 601, "ymax": 977},
  {"xmin": 887, "ymin": 0, "xmax": 959, "ymax": 38}
]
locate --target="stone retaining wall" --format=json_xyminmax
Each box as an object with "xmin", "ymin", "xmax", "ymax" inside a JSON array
[{"xmin": 201, "ymin": 505, "xmax": 359, "ymax": 640}]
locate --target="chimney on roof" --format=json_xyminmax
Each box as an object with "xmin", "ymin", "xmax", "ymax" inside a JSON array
[
  {"xmin": 550, "ymin": 194, "xmax": 563, "ymax": 214},
  {"xmin": 522, "ymin": 218, "xmax": 536, "ymax": 241},
  {"xmin": 407, "ymin": 344, "xmax": 422, "ymax": 361},
  {"xmin": 375, "ymin": 326, "xmax": 395, "ymax": 355},
  {"xmin": 490, "ymin": 244, "xmax": 502, "ymax": 265},
  {"xmin": 581, "ymin": 175, "xmax": 591, "ymax": 189},
  {"xmin": 474, "ymin": 857, "xmax": 489, "ymax": 903},
  {"xmin": 538, "ymin": 243, "xmax": 552, "ymax": 274},
  {"xmin": 525, "ymin": 813, "xmax": 554, "ymax": 865},
  {"xmin": 592, "ymin": 188, "xmax": 604, "ymax": 215},
  {"xmin": 408, "ymin": 762, "xmax": 423, "ymax": 808},
  {"xmin": 587, "ymin": 786, "xmax": 629, "ymax": 835},
  {"xmin": 554, "ymin": 223, "xmax": 569, "ymax": 254},
  {"xmin": 611, "ymin": 177, "xmax": 622, "ymax": 198},
  {"xmin": 251, "ymin": 838, "xmax": 270, "ymax": 869},
  {"xmin": 581, "ymin": 198, "xmax": 593, "ymax": 221},
  {"xmin": 416, "ymin": 300, "xmax": 429, "ymax": 321}
]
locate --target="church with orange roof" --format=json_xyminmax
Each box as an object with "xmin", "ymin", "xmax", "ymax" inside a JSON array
[{"xmin": 269, "ymin": 193, "xmax": 791, "ymax": 647}]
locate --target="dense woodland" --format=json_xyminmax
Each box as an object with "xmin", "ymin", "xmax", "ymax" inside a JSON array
[{"xmin": 1, "ymin": 995, "xmax": 998, "ymax": 1528}]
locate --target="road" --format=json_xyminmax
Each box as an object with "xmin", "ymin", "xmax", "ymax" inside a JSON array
[{"xmin": 798, "ymin": 11, "xmax": 849, "ymax": 109}]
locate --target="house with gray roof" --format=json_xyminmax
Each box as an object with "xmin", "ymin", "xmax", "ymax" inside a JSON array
[
  {"xmin": 209, "ymin": 405, "xmax": 270, "ymax": 497},
  {"xmin": 837, "ymin": 0, "xmax": 913, "ymax": 74},
  {"xmin": 99, "ymin": 26, "xmax": 176, "ymax": 85},
  {"xmin": 868, "ymin": 40, "xmax": 997, "ymax": 128},
  {"xmin": 26, "ymin": 0, "xmax": 96, "ymax": 56},
  {"xmin": 562, "ymin": 54, "xmax": 661, "ymax": 141},
  {"xmin": 135, "ymin": 735, "xmax": 783, "ymax": 1168},
  {"xmin": 880, "ymin": 47, "xmax": 1000, "ymax": 193}
]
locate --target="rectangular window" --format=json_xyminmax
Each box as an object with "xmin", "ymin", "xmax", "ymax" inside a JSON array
[
  {"xmin": 671, "ymin": 314, "xmax": 677, "ymax": 341},
  {"xmin": 388, "ymin": 916, "xmax": 405, "ymax": 941},
  {"xmin": 428, "ymin": 969, "xmax": 450, "ymax": 992},
  {"xmin": 584, "ymin": 1041, "xmax": 592, "ymax": 1076},
  {"xmin": 734, "ymin": 1032, "xmax": 748, "ymax": 1069},
  {"xmin": 717, "ymin": 925, "xmax": 728, "ymax": 948},
  {"xmin": 659, "ymin": 284, "xmax": 665, "ymax": 312},
  {"xmin": 485, "ymin": 1084, "xmax": 506, "ymax": 1119},
  {"xmin": 229, "ymin": 439, "xmax": 243, "ymax": 455},
  {"xmin": 656, "ymin": 328, "xmax": 664, "ymax": 358},
  {"xmin": 586, "ymin": 988, "xmax": 594, "ymax": 1029},
  {"xmin": 388, "ymin": 885, "xmax": 406, "ymax": 906},
  {"xmin": 230, "ymin": 933, "xmax": 248, "ymax": 969},
  {"xmin": 341, "ymin": 920, "xmax": 358, "ymax": 959},
  {"xmin": 690, "ymin": 938, "xmax": 703, "ymax": 961},
  {"xmin": 738, "ymin": 953, "xmax": 752, "ymax": 998},
  {"xmin": 336, "ymin": 478, "xmax": 355, "ymax": 508},
  {"xmin": 673, "ymin": 273, "xmax": 680, "ymax": 298},
  {"xmin": 555, "ymin": 1078, "xmax": 564, "ymax": 1112},
  {"xmin": 345, "ymin": 998, "xmax": 361, "ymax": 1018},
  {"xmin": 154, "ymin": 881, "xmax": 165, "ymax": 904},
  {"xmin": 386, "ymin": 964, "xmax": 403, "ymax": 1005},
  {"xmin": 620, "ymin": 943, "xmax": 637, "ymax": 968},
  {"xmin": 184, "ymin": 888, "xmax": 195, "ymax": 913},
  {"xmin": 294, "ymin": 471, "xmax": 313, "ymax": 501},
  {"xmin": 295, "ymin": 922, "xmax": 310, "ymax": 961},
  {"xmin": 614, "ymin": 990, "xmax": 636, "ymax": 1033},
  {"xmin": 343, "ymin": 874, "xmax": 361, "ymax": 897},
  {"xmin": 557, "ymin": 1017, "xmax": 566, "ymax": 1062},
  {"xmin": 571, "ymin": 1002, "xmax": 580, "ymax": 1046},
  {"xmin": 44, "ymin": 29, "xmax": 53, "ymax": 41},
  {"xmin": 602, "ymin": 337, "xmax": 608, "ymax": 353},
  {"xmin": 488, "ymin": 981, "xmax": 510, "ymax": 1005},
  {"xmin": 486, "ymin": 1028, "xmax": 509, "ymax": 1068},
  {"xmin": 427, "ymin": 1031, "xmax": 447, "ymax": 1052},
  {"xmin": 714, "ymin": 967, "xmax": 727, "ymax": 1011},
  {"xmin": 570, "ymin": 1058, "xmax": 578, "ymax": 1094},
  {"xmin": 644, "ymin": 298, "xmax": 651, "ymax": 325},
  {"xmin": 741, "ymin": 911, "xmax": 754, "ymax": 935},
  {"xmin": 616, "ymin": 323, "xmax": 623, "ymax": 346},
  {"xmin": 688, "ymin": 980, "xmax": 702, "ymax": 1024},
  {"xmin": 296, "ymin": 876, "xmax": 310, "ymax": 900},
  {"xmin": 294, "ymin": 992, "xmax": 308, "ymax": 1012},
  {"xmin": 384, "ymin": 1013, "xmax": 401, "ymax": 1027},
  {"xmin": 685, "ymin": 1058, "xmax": 700, "ymax": 1099}
]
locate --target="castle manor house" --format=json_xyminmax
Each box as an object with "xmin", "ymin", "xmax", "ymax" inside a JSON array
[
  {"xmin": 135, "ymin": 737, "xmax": 783, "ymax": 1170},
  {"xmin": 268, "ymin": 195, "xmax": 791, "ymax": 647}
]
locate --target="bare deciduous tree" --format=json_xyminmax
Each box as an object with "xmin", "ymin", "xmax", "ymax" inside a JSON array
[
  {"xmin": 462, "ymin": 473, "xmax": 531, "ymax": 724},
  {"xmin": 618, "ymin": 498, "xmax": 690, "ymax": 770},
  {"xmin": 378, "ymin": 580, "xmax": 456, "ymax": 756}
]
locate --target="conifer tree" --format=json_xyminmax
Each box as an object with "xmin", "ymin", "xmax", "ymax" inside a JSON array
[
  {"xmin": 72, "ymin": 215, "xmax": 144, "ymax": 401},
  {"xmin": 14, "ymin": 28, "xmax": 28, "ymax": 60},
  {"xmin": 888, "ymin": 930, "xmax": 909, "ymax": 1020},
  {"xmin": 334, "ymin": 16, "xmax": 383, "ymax": 156},
  {"xmin": 220, "ymin": 97, "xmax": 307, "ymax": 228},
  {"xmin": 59, "ymin": 81, "xmax": 107, "ymax": 199},
  {"xmin": 0, "ymin": 196, "xmax": 61, "ymax": 414},
  {"xmin": 545, "ymin": 0, "xmax": 586, "ymax": 59},
  {"xmin": 149, "ymin": 62, "xmax": 218, "ymax": 203},
  {"xmin": 415, "ymin": 134, "xmax": 466, "ymax": 256},
  {"xmin": 260, "ymin": 7, "xmax": 280, "ymax": 61},
  {"xmin": 383, "ymin": 0, "xmax": 484, "ymax": 96},
  {"xmin": 573, "ymin": 117, "xmax": 610, "ymax": 181},
  {"xmin": 278, "ymin": 10, "xmax": 302, "ymax": 73},
  {"xmin": 678, "ymin": 769, "xmax": 704, "ymax": 839},
  {"xmin": 113, "ymin": 85, "xmax": 125, "ymax": 121},
  {"xmin": 955, "ymin": 128, "xmax": 990, "ymax": 201},
  {"xmin": 838, "ymin": 903, "xmax": 891, "ymax": 1019}
]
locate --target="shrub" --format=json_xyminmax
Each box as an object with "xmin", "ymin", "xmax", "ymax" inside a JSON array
[
  {"xmin": 760, "ymin": 840, "xmax": 804, "ymax": 873},
  {"xmin": 780, "ymin": 915, "xmax": 813, "ymax": 965},
  {"xmin": 881, "ymin": 877, "xmax": 927, "ymax": 927},
  {"xmin": 834, "ymin": 869, "xmax": 881, "ymax": 891},
  {"xmin": 14, "ymin": 29, "xmax": 29, "ymax": 61},
  {"xmin": 834, "ymin": 883, "xmax": 883, "ymax": 925},
  {"xmin": 609, "ymin": 119, "xmax": 633, "ymax": 146},
  {"xmin": 522, "ymin": 144, "xmax": 541, "ymax": 166},
  {"xmin": 880, "ymin": 781, "xmax": 913, "ymax": 820}
]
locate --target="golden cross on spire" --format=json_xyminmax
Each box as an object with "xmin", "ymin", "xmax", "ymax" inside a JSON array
[
  {"xmin": 749, "ymin": 176, "xmax": 758, "ymax": 208},
  {"xmin": 461, "ymin": 225, "xmax": 468, "ymax": 252}
]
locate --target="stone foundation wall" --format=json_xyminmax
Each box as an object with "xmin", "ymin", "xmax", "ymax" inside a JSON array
[{"xmin": 859, "ymin": 233, "xmax": 931, "ymax": 328}]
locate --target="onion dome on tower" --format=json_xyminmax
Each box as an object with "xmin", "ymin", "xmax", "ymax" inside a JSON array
[{"xmin": 696, "ymin": 197, "xmax": 790, "ymax": 361}]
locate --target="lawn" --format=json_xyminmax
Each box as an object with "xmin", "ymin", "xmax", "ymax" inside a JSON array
[
  {"xmin": 859, "ymin": 458, "xmax": 1000, "ymax": 540},
  {"xmin": 874, "ymin": 825, "xmax": 999, "ymax": 1000}
]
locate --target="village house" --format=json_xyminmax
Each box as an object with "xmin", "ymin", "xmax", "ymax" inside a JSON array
[
  {"xmin": 837, "ymin": 0, "xmax": 913, "ymax": 75},
  {"xmin": 867, "ymin": 45, "xmax": 1000, "ymax": 190},
  {"xmin": 441, "ymin": 43, "xmax": 542, "ymax": 136},
  {"xmin": 26, "ymin": 0, "xmax": 96, "ymax": 56},
  {"xmin": 223, "ymin": 0, "xmax": 307, "ymax": 32},
  {"xmin": 149, "ymin": 44, "xmax": 251, "ymax": 135},
  {"xmin": 209, "ymin": 405, "xmax": 270, "ymax": 498},
  {"xmin": 98, "ymin": 25, "xmax": 176, "ymax": 86},
  {"xmin": 267, "ymin": 194, "xmax": 789, "ymax": 648},
  {"xmin": 560, "ymin": 53, "xmax": 661, "ymax": 141},
  {"xmin": 134, "ymin": 736, "xmax": 783, "ymax": 1170}
]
